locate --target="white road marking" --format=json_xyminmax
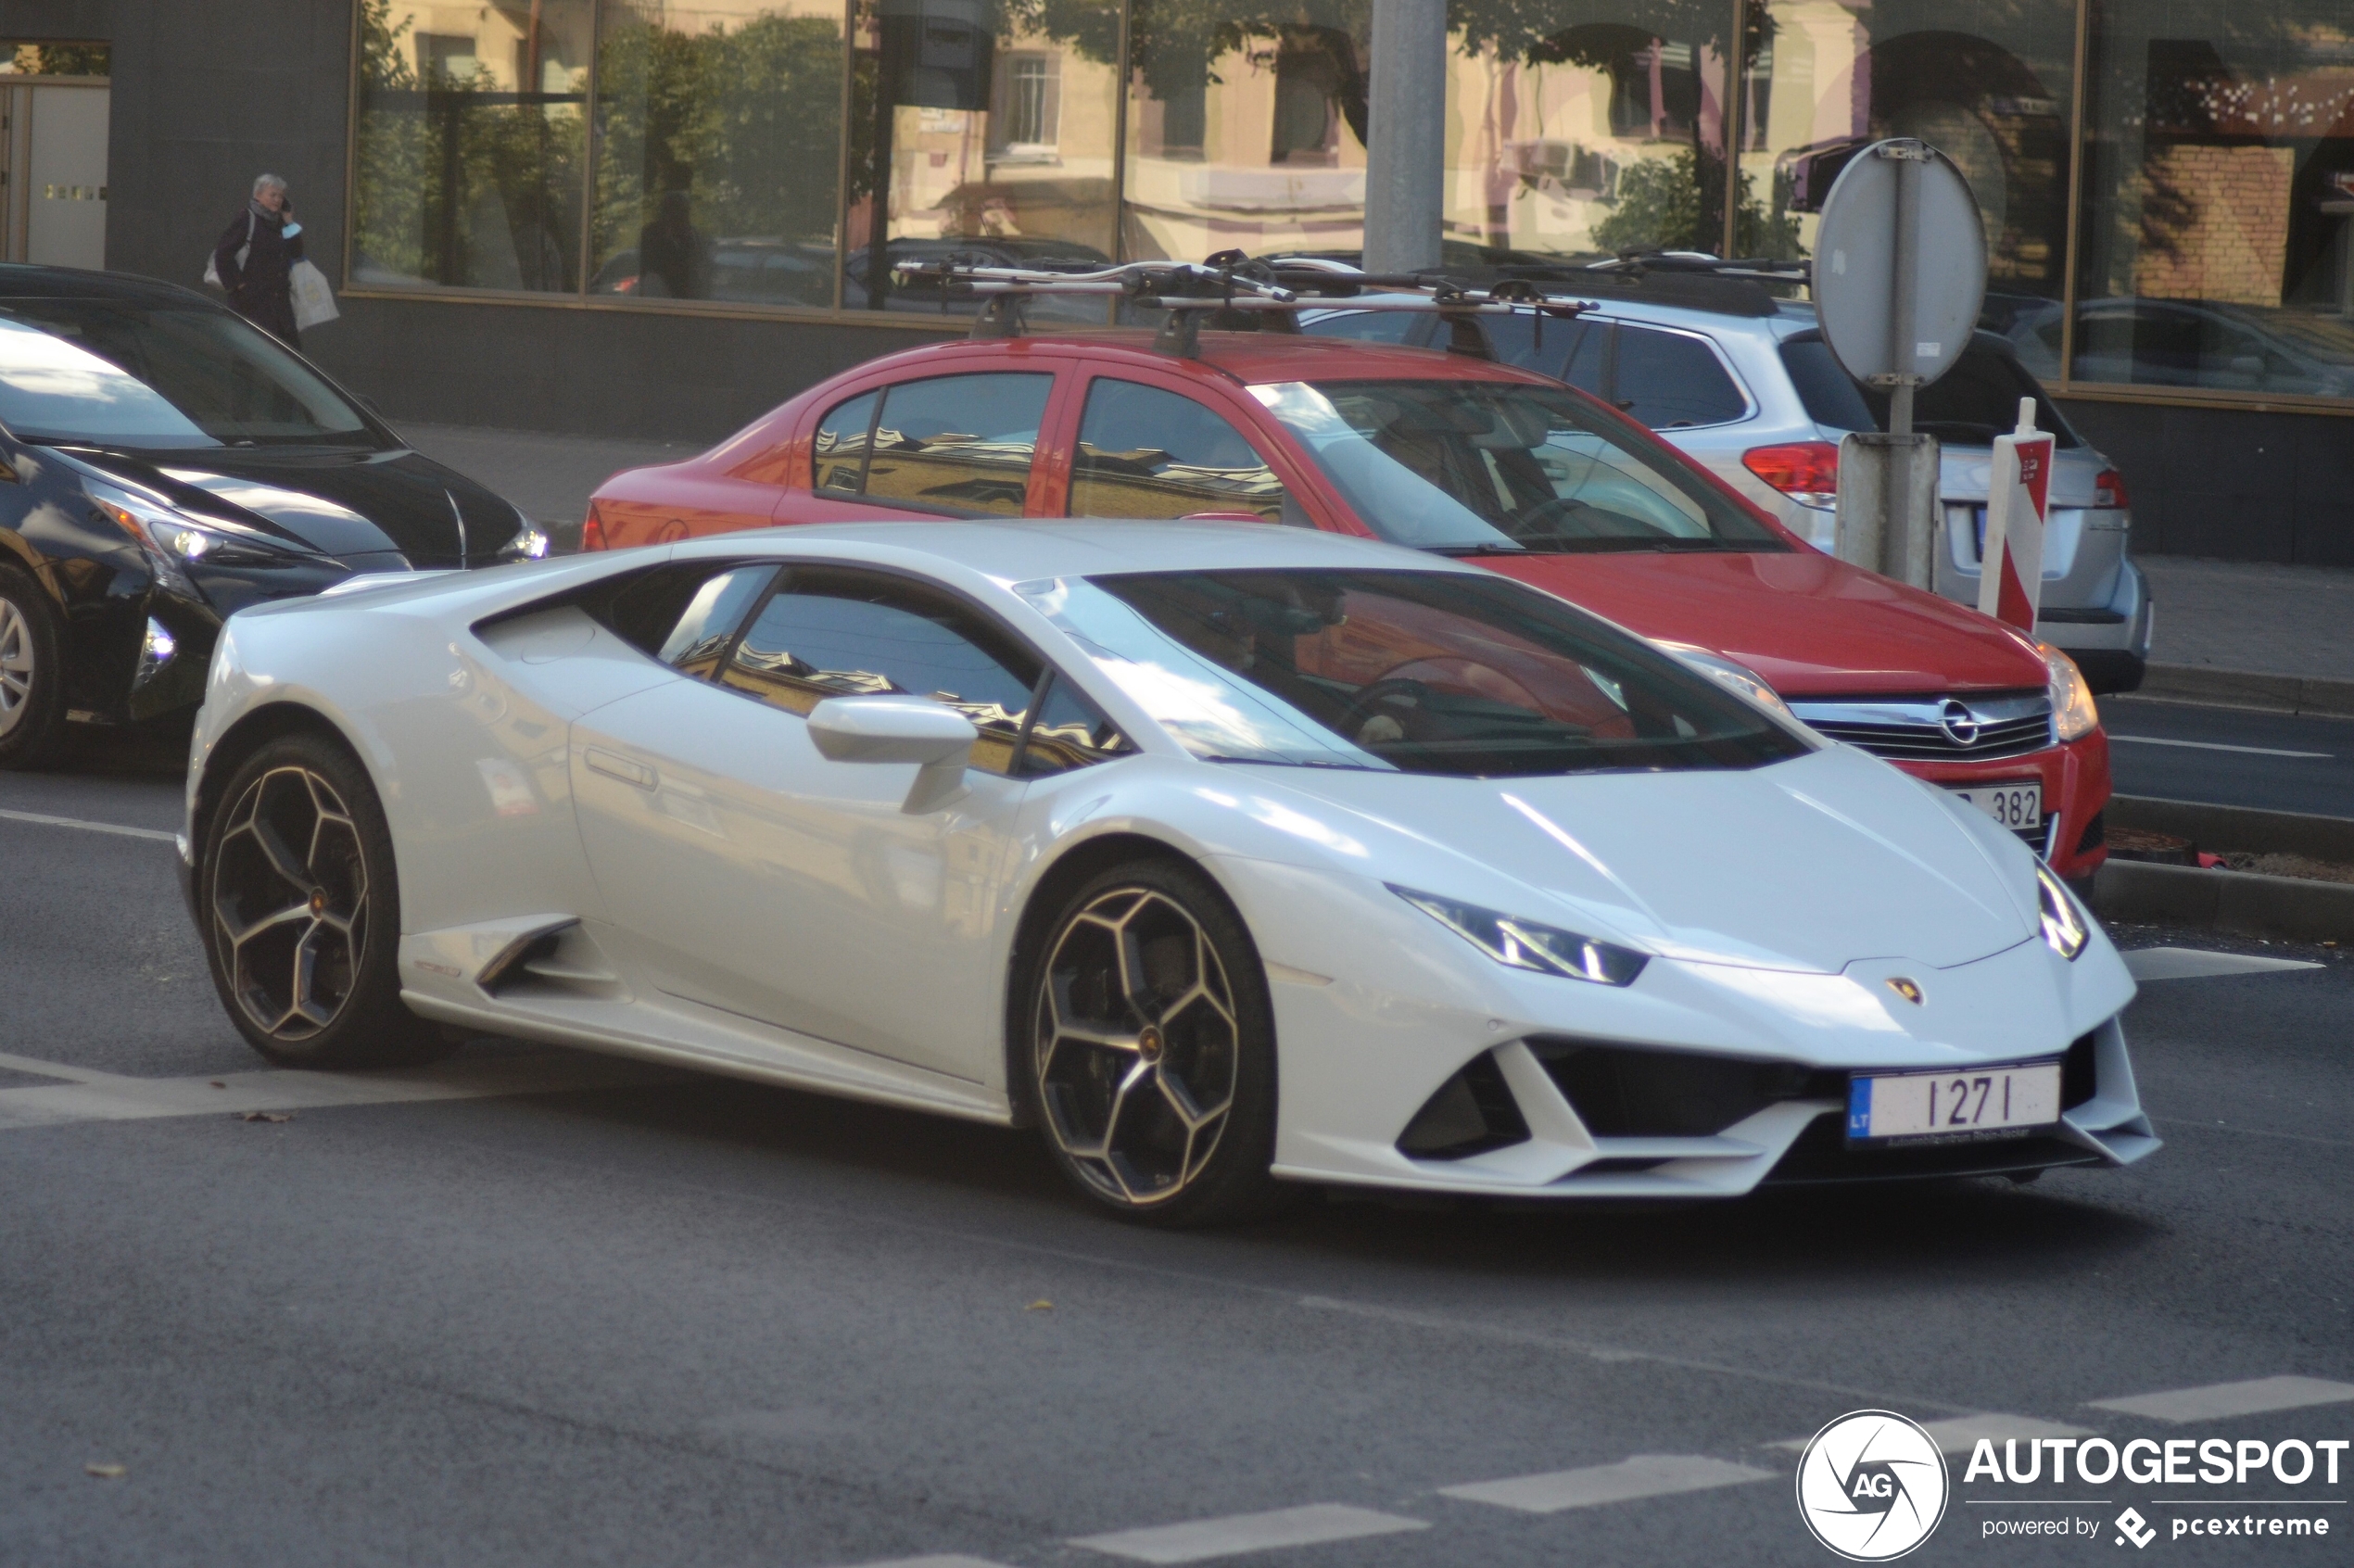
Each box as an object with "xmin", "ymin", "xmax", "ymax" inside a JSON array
[
  {"xmin": 1069, "ymin": 1503, "xmax": 1427, "ymax": 1563},
  {"xmin": 831, "ymin": 1558, "xmax": 1019, "ymax": 1568},
  {"xmin": 2124, "ymin": 946, "xmax": 2324, "ymax": 981},
  {"xmin": 2107, "ymin": 735, "xmax": 2331, "ymax": 758},
  {"xmin": 0, "ymin": 1049, "xmax": 680, "ymax": 1132},
  {"xmin": 1440, "ymin": 1454, "xmax": 1772, "ymax": 1512},
  {"xmin": 1772, "ymin": 1415, "xmax": 2090, "ymax": 1455},
  {"xmin": 2089, "ymin": 1377, "xmax": 2354, "ymax": 1423},
  {"xmin": 0, "ymin": 805, "xmax": 178, "ymax": 842}
]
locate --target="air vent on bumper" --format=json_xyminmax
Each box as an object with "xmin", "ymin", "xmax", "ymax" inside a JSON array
[{"xmin": 1397, "ymin": 1051, "xmax": 1531, "ymax": 1159}]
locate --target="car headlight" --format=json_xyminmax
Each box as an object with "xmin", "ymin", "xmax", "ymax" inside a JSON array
[
  {"xmin": 2040, "ymin": 641, "xmax": 2099, "ymax": 742},
  {"xmin": 1390, "ymin": 885, "xmax": 1648, "ymax": 986},
  {"xmin": 1655, "ymin": 642, "xmax": 1792, "ymax": 719},
  {"xmin": 94, "ymin": 487, "xmax": 293, "ymax": 588},
  {"xmin": 500, "ymin": 516, "xmax": 551, "ymax": 561},
  {"xmin": 2036, "ymin": 864, "xmax": 2088, "ymax": 960}
]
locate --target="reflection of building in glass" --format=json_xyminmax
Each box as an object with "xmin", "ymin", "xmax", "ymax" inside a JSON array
[{"xmin": 335, "ymin": 0, "xmax": 2354, "ymax": 424}]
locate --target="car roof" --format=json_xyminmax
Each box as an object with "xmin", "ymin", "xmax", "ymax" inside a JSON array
[
  {"xmin": 665, "ymin": 515, "xmax": 1494, "ymax": 585},
  {"xmin": 873, "ymin": 327, "xmax": 1563, "ymax": 386},
  {"xmin": 0, "ymin": 261, "xmax": 221, "ymax": 310}
]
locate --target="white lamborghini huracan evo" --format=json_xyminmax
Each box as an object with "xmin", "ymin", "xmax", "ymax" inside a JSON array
[{"xmin": 181, "ymin": 521, "xmax": 2155, "ymax": 1223}]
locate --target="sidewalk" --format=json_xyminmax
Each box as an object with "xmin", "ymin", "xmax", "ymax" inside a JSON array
[{"xmin": 391, "ymin": 422, "xmax": 2349, "ymax": 702}]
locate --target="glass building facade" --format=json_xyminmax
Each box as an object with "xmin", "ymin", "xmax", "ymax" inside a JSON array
[{"xmin": 348, "ymin": 0, "xmax": 2354, "ymax": 411}]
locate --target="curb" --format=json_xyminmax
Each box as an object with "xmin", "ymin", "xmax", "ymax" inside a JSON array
[
  {"xmin": 2092, "ymin": 859, "xmax": 2354, "ymax": 943},
  {"xmin": 2136, "ymin": 664, "xmax": 2354, "ymax": 718},
  {"xmin": 2108, "ymin": 795, "xmax": 2354, "ymax": 864}
]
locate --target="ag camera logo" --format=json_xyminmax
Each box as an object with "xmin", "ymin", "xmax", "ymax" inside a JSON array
[{"xmin": 1796, "ymin": 1410, "xmax": 1951, "ymax": 1561}]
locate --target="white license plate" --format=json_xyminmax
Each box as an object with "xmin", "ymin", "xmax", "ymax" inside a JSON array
[
  {"xmin": 1948, "ymin": 780, "xmax": 2042, "ymax": 832},
  {"xmin": 1847, "ymin": 1062, "xmax": 2063, "ymax": 1143}
]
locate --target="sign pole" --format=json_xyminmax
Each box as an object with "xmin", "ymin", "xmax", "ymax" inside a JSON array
[
  {"xmin": 1883, "ymin": 146, "xmax": 1918, "ymax": 545},
  {"xmin": 1978, "ymin": 396, "xmax": 2055, "ymax": 634}
]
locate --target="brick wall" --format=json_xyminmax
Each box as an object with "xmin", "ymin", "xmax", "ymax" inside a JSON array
[{"xmin": 2133, "ymin": 143, "xmax": 2294, "ymax": 308}]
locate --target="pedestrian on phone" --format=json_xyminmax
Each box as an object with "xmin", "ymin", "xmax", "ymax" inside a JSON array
[{"xmin": 212, "ymin": 174, "xmax": 305, "ymax": 348}]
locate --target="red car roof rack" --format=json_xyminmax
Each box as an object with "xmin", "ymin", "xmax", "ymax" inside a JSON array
[{"xmin": 891, "ymin": 249, "xmax": 1599, "ymax": 360}]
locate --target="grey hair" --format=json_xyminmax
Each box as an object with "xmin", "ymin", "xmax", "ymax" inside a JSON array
[{"xmin": 252, "ymin": 172, "xmax": 288, "ymax": 197}]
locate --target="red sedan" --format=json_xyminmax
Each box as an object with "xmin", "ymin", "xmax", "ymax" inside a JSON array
[{"xmin": 587, "ymin": 329, "xmax": 2109, "ymax": 880}]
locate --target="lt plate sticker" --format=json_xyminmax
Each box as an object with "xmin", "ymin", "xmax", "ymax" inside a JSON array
[{"xmin": 1848, "ymin": 1062, "xmax": 2062, "ymax": 1142}]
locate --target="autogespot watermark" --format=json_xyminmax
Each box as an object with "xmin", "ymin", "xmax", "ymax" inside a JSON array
[
  {"xmin": 1959, "ymin": 1434, "xmax": 2346, "ymax": 1549},
  {"xmin": 1797, "ymin": 1410, "xmax": 1952, "ymax": 1561},
  {"xmin": 1796, "ymin": 1412, "xmax": 2348, "ymax": 1555}
]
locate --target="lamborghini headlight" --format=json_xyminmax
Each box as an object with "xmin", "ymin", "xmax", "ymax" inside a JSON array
[
  {"xmin": 1390, "ymin": 885, "xmax": 1648, "ymax": 986},
  {"xmin": 2040, "ymin": 641, "xmax": 2100, "ymax": 742},
  {"xmin": 2036, "ymin": 864, "xmax": 2088, "ymax": 960}
]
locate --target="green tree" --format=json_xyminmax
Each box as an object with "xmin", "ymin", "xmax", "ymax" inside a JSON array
[{"xmin": 1591, "ymin": 146, "xmax": 1803, "ymax": 257}]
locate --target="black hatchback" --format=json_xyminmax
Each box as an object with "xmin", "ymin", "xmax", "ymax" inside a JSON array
[{"xmin": 0, "ymin": 264, "xmax": 544, "ymax": 767}]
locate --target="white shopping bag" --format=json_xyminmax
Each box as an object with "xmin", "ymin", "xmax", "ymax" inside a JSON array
[{"xmin": 289, "ymin": 259, "xmax": 340, "ymax": 330}]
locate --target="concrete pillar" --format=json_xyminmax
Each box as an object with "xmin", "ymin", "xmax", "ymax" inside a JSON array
[{"xmin": 1364, "ymin": 0, "xmax": 1447, "ymax": 273}]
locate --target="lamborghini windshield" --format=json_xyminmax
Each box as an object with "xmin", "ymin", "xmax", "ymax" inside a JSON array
[
  {"xmin": 1252, "ymin": 379, "xmax": 1786, "ymax": 555},
  {"xmin": 1019, "ymin": 568, "xmax": 1808, "ymax": 778}
]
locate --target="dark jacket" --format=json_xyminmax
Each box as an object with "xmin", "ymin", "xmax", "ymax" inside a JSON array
[{"xmin": 215, "ymin": 202, "xmax": 304, "ymax": 347}]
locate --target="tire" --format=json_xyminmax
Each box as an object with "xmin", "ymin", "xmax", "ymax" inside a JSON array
[
  {"xmin": 0, "ymin": 564, "xmax": 70, "ymax": 770},
  {"xmin": 1022, "ymin": 858, "xmax": 1287, "ymax": 1227},
  {"xmin": 198, "ymin": 734, "xmax": 452, "ymax": 1069}
]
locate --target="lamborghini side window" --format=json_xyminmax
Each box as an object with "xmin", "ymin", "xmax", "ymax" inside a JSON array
[
  {"xmin": 589, "ymin": 562, "xmax": 778, "ymax": 668},
  {"xmin": 721, "ymin": 568, "xmax": 1044, "ymax": 774},
  {"xmin": 1017, "ymin": 673, "xmax": 1134, "ymax": 777},
  {"xmin": 652, "ymin": 565, "xmax": 780, "ymax": 677}
]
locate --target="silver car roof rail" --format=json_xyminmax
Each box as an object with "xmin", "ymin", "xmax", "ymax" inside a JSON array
[{"xmin": 890, "ymin": 249, "xmax": 1598, "ymax": 360}]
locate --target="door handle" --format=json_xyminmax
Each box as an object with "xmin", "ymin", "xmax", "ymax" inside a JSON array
[{"xmin": 584, "ymin": 747, "xmax": 657, "ymax": 790}]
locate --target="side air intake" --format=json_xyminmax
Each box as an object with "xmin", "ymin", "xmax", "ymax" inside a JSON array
[
  {"xmin": 1397, "ymin": 1051, "xmax": 1531, "ymax": 1160},
  {"xmin": 476, "ymin": 921, "xmax": 626, "ymax": 1002}
]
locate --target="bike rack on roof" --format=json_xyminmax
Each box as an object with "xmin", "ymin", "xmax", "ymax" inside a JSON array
[{"xmin": 890, "ymin": 248, "xmax": 1601, "ymax": 360}]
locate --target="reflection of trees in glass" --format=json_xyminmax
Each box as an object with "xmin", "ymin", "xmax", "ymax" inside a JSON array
[
  {"xmin": 593, "ymin": 10, "xmax": 844, "ymax": 270},
  {"xmin": 1590, "ymin": 147, "xmax": 1800, "ymax": 256},
  {"xmin": 354, "ymin": 0, "xmax": 584, "ymax": 290},
  {"xmin": 5, "ymin": 42, "xmax": 111, "ymax": 75}
]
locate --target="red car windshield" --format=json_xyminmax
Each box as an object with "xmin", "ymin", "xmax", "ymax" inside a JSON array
[{"xmin": 1251, "ymin": 379, "xmax": 1786, "ymax": 556}]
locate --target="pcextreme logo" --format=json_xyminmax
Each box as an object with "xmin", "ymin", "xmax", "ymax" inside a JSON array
[{"xmin": 1797, "ymin": 1410, "xmax": 1953, "ymax": 1561}]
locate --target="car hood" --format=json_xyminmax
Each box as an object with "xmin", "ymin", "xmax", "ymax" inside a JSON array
[
  {"xmin": 56, "ymin": 444, "xmax": 525, "ymax": 569},
  {"xmin": 1249, "ymin": 744, "xmax": 2036, "ymax": 973},
  {"xmin": 1482, "ymin": 549, "xmax": 2047, "ymax": 697}
]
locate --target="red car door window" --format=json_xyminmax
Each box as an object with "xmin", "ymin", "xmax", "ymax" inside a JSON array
[
  {"xmin": 1068, "ymin": 377, "xmax": 1291, "ymax": 523},
  {"xmin": 819, "ymin": 371, "xmax": 1052, "ymax": 517},
  {"xmin": 813, "ymin": 389, "xmax": 880, "ymax": 494}
]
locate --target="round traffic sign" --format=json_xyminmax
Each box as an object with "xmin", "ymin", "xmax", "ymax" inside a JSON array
[{"xmin": 1813, "ymin": 141, "xmax": 1987, "ymax": 387}]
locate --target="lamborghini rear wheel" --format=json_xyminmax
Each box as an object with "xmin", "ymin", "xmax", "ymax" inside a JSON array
[
  {"xmin": 199, "ymin": 734, "xmax": 451, "ymax": 1069},
  {"xmin": 1025, "ymin": 859, "xmax": 1285, "ymax": 1227}
]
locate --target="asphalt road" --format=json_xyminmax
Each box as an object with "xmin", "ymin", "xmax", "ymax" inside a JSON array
[
  {"xmin": 2104, "ymin": 697, "xmax": 2354, "ymax": 819},
  {"xmin": 3, "ymin": 747, "xmax": 2349, "ymax": 1568}
]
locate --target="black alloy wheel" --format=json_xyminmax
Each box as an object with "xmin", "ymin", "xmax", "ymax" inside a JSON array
[
  {"xmin": 0, "ymin": 564, "xmax": 68, "ymax": 769},
  {"xmin": 1026, "ymin": 859, "xmax": 1285, "ymax": 1226},
  {"xmin": 199, "ymin": 734, "xmax": 452, "ymax": 1069}
]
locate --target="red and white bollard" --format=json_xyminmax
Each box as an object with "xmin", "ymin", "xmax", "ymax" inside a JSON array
[{"xmin": 1978, "ymin": 397, "xmax": 2054, "ymax": 634}]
